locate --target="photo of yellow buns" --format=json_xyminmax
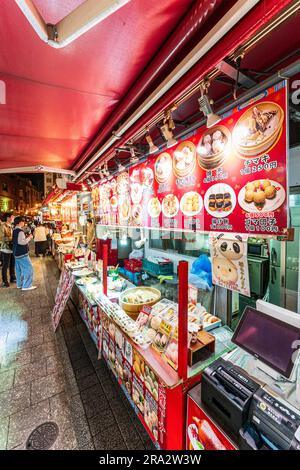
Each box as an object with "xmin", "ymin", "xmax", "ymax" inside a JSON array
[
  {"xmin": 238, "ymin": 179, "xmax": 285, "ymax": 213},
  {"xmin": 180, "ymin": 191, "xmax": 203, "ymax": 216},
  {"xmin": 147, "ymin": 197, "xmax": 161, "ymax": 218}
]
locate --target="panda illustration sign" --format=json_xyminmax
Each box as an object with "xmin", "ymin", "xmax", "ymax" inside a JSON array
[{"xmin": 209, "ymin": 232, "xmax": 250, "ymax": 297}]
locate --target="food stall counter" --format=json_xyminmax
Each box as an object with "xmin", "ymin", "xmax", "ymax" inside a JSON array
[
  {"xmin": 99, "ymin": 303, "xmax": 181, "ymax": 389},
  {"xmin": 73, "ymin": 274, "xmax": 182, "ymax": 389},
  {"xmin": 69, "ymin": 263, "xmax": 235, "ymax": 450},
  {"xmin": 188, "ymin": 326, "xmax": 235, "ymax": 378}
]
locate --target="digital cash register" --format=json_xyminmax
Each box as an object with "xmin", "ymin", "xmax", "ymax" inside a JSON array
[
  {"xmin": 201, "ymin": 302, "xmax": 300, "ymax": 450},
  {"xmin": 240, "ymin": 387, "xmax": 300, "ymax": 450}
]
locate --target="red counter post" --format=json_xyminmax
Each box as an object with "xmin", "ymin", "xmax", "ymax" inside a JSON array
[
  {"xmin": 178, "ymin": 260, "xmax": 188, "ymax": 381},
  {"xmin": 103, "ymin": 242, "xmax": 108, "ymax": 296}
]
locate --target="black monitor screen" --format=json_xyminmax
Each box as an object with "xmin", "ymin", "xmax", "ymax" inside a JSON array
[{"xmin": 232, "ymin": 307, "xmax": 300, "ymax": 378}]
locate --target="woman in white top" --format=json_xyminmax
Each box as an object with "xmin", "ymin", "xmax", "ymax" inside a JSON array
[{"xmin": 34, "ymin": 223, "xmax": 47, "ymax": 256}]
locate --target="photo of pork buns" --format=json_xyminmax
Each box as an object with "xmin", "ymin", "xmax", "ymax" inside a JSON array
[
  {"xmin": 197, "ymin": 125, "xmax": 231, "ymax": 170},
  {"xmin": 154, "ymin": 152, "xmax": 172, "ymax": 184},
  {"xmin": 173, "ymin": 141, "xmax": 196, "ymax": 178}
]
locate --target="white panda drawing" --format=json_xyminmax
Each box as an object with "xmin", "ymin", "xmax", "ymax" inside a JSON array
[{"xmin": 216, "ymin": 233, "xmax": 244, "ymax": 261}]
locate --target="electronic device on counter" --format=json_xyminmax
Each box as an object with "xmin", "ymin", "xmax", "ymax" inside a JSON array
[
  {"xmin": 201, "ymin": 357, "xmax": 260, "ymax": 437},
  {"xmin": 232, "ymin": 303, "xmax": 300, "ymax": 381},
  {"xmin": 201, "ymin": 301, "xmax": 300, "ymax": 450},
  {"xmin": 240, "ymin": 387, "xmax": 300, "ymax": 450},
  {"xmin": 247, "ymin": 238, "xmax": 269, "ymax": 258}
]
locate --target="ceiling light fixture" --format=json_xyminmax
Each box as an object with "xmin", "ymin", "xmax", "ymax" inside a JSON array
[
  {"xmin": 117, "ymin": 161, "xmax": 126, "ymax": 172},
  {"xmin": 159, "ymin": 109, "xmax": 178, "ymax": 148},
  {"xmin": 103, "ymin": 163, "xmax": 110, "ymax": 177},
  {"xmin": 145, "ymin": 128, "xmax": 159, "ymax": 154},
  {"xmin": 198, "ymin": 80, "xmax": 221, "ymax": 128},
  {"xmin": 129, "ymin": 146, "xmax": 139, "ymax": 164}
]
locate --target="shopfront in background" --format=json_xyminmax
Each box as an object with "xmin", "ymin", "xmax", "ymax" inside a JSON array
[
  {"xmin": 49, "ymin": 74, "xmax": 300, "ymax": 451},
  {"xmin": 48, "ymin": 4, "xmax": 300, "ymax": 450}
]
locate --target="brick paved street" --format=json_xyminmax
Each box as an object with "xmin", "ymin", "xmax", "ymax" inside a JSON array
[{"xmin": 0, "ymin": 255, "xmax": 154, "ymax": 450}]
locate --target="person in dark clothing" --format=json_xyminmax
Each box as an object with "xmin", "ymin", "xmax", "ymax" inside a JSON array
[
  {"xmin": 0, "ymin": 213, "xmax": 15, "ymax": 287},
  {"xmin": 13, "ymin": 216, "xmax": 36, "ymax": 291}
]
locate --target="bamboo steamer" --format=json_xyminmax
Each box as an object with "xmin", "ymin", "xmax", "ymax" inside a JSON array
[
  {"xmin": 173, "ymin": 141, "xmax": 196, "ymax": 178},
  {"xmin": 233, "ymin": 102, "xmax": 284, "ymax": 157},
  {"xmin": 119, "ymin": 287, "xmax": 161, "ymax": 314},
  {"xmin": 197, "ymin": 125, "xmax": 231, "ymax": 170}
]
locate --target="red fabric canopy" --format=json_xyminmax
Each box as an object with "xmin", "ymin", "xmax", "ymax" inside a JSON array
[{"xmin": 0, "ymin": 0, "xmax": 193, "ymax": 170}]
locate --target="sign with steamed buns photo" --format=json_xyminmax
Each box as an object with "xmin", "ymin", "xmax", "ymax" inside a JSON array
[
  {"xmin": 209, "ymin": 232, "xmax": 250, "ymax": 297},
  {"xmin": 97, "ymin": 81, "xmax": 287, "ymax": 235}
]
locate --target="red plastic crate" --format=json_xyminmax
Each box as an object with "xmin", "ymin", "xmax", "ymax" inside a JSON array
[{"xmin": 124, "ymin": 258, "xmax": 142, "ymax": 272}]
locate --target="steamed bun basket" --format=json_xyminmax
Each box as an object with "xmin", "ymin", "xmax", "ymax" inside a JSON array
[
  {"xmin": 119, "ymin": 287, "xmax": 161, "ymax": 318},
  {"xmin": 233, "ymin": 102, "xmax": 284, "ymax": 157}
]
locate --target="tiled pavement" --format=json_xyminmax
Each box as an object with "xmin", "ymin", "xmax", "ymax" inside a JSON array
[{"xmin": 0, "ymin": 255, "xmax": 155, "ymax": 450}]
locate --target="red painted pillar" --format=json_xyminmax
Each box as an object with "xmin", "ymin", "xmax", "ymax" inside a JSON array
[
  {"xmin": 103, "ymin": 243, "xmax": 108, "ymax": 296},
  {"xmin": 178, "ymin": 260, "xmax": 188, "ymax": 381}
]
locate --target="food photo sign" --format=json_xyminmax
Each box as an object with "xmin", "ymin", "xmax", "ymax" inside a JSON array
[
  {"xmin": 97, "ymin": 81, "xmax": 288, "ymax": 235},
  {"xmin": 209, "ymin": 232, "xmax": 250, "ymax": 297},
  {"xmin": 99, "ymin": 308, "xmax": 165, "ymax": 449}
]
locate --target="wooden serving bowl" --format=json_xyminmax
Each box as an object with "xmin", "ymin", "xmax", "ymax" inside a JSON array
[{"xmin": 119, "ymin": 287, "xmax": 161, "ymax": 313}]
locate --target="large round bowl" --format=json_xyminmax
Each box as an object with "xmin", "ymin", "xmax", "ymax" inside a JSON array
[
  {"xmin": 232, "ymin": 101, "xmax": 284, "ymax": 157},
  {"xmin": 119, "ymin": 287, "xmax": 161, "ymax": 314}
]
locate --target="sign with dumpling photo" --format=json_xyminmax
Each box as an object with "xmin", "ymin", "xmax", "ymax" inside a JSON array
[{"xmin": 209, "ymin": 232, "xmax": 250, "ymax": 297}]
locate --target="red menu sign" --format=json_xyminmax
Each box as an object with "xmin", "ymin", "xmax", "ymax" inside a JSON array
[
  {"xmin": 186, "ymin": 393, "xmax": 236, "ymax": 450},
  {"xmin": 97, "ymin": 81, "xmax": 288, "ymax": 235}
]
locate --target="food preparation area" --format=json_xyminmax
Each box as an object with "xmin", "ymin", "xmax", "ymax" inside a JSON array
[{"xmin": 0, "ymin": 255, "xmax": 154, "ymax": 450}]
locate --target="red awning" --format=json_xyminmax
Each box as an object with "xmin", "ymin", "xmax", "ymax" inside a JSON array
[{"xmin": 0, "ymin": 0, "xmax": 194, "ymax": 171}]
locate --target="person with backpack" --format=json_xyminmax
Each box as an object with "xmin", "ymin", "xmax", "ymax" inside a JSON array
[
  {"xmin": 12, "ymin": 216, "xmax": 36, "ymax": 291},
  {"xmin": 0, "ymin": 212, "xmax": 15, "ymax": 287}
]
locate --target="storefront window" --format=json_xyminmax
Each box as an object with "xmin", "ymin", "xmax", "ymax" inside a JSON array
[{"xmin": 149, "ymin": 230, "xmax": 209, "ymax": 258}]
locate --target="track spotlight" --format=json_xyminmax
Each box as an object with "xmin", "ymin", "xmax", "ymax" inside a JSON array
[
  {"xmin": 129, "ymin": 146, "xmax": 139, "ymax": 164},
  {"xmin": 118, "ymin": 161, "xmax": 126, "ymax": 172},
  {"xmin": 103, "ymin": 163, "xmax": 110, "ymax": 177},
  {"xmin": 145, "ymin": 131, "xmax": 159, "ymax": 154},
  {"xmin": 159, "ymin": 110, "xmax": 178, "ymax": 148},
  {"xmin": 198, "ymin": 81, "xmax": 221, "ymax": 128}
]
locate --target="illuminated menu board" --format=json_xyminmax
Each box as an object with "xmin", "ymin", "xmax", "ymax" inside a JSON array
[{"xmin": 96, "ymin": 81, "xmax": 288, "ymax": 235}]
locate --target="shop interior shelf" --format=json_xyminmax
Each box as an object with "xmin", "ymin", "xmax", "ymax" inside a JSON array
[{"xmin": 142, "ymin": 259, "xmax": 174, "ymax": 277}]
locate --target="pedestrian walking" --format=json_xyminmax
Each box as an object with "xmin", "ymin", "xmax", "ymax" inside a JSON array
[
  {"xmin": 0, "ymin": 213, "xmax": 16, "ymax": 287},
  {"xmin": 45, "ymin": 223, "xmax": 53, "ymax": 255},
  {"xmin": 34, "ymin": 222, "xmax": 47, "ymax": 256},
  {"xmin": 12, "ymin": 216, "xmax": 37, "ymax": 291},
  {"xmin": 86, "ymin": 218, "xmax": 95, "ymax": 250}
]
